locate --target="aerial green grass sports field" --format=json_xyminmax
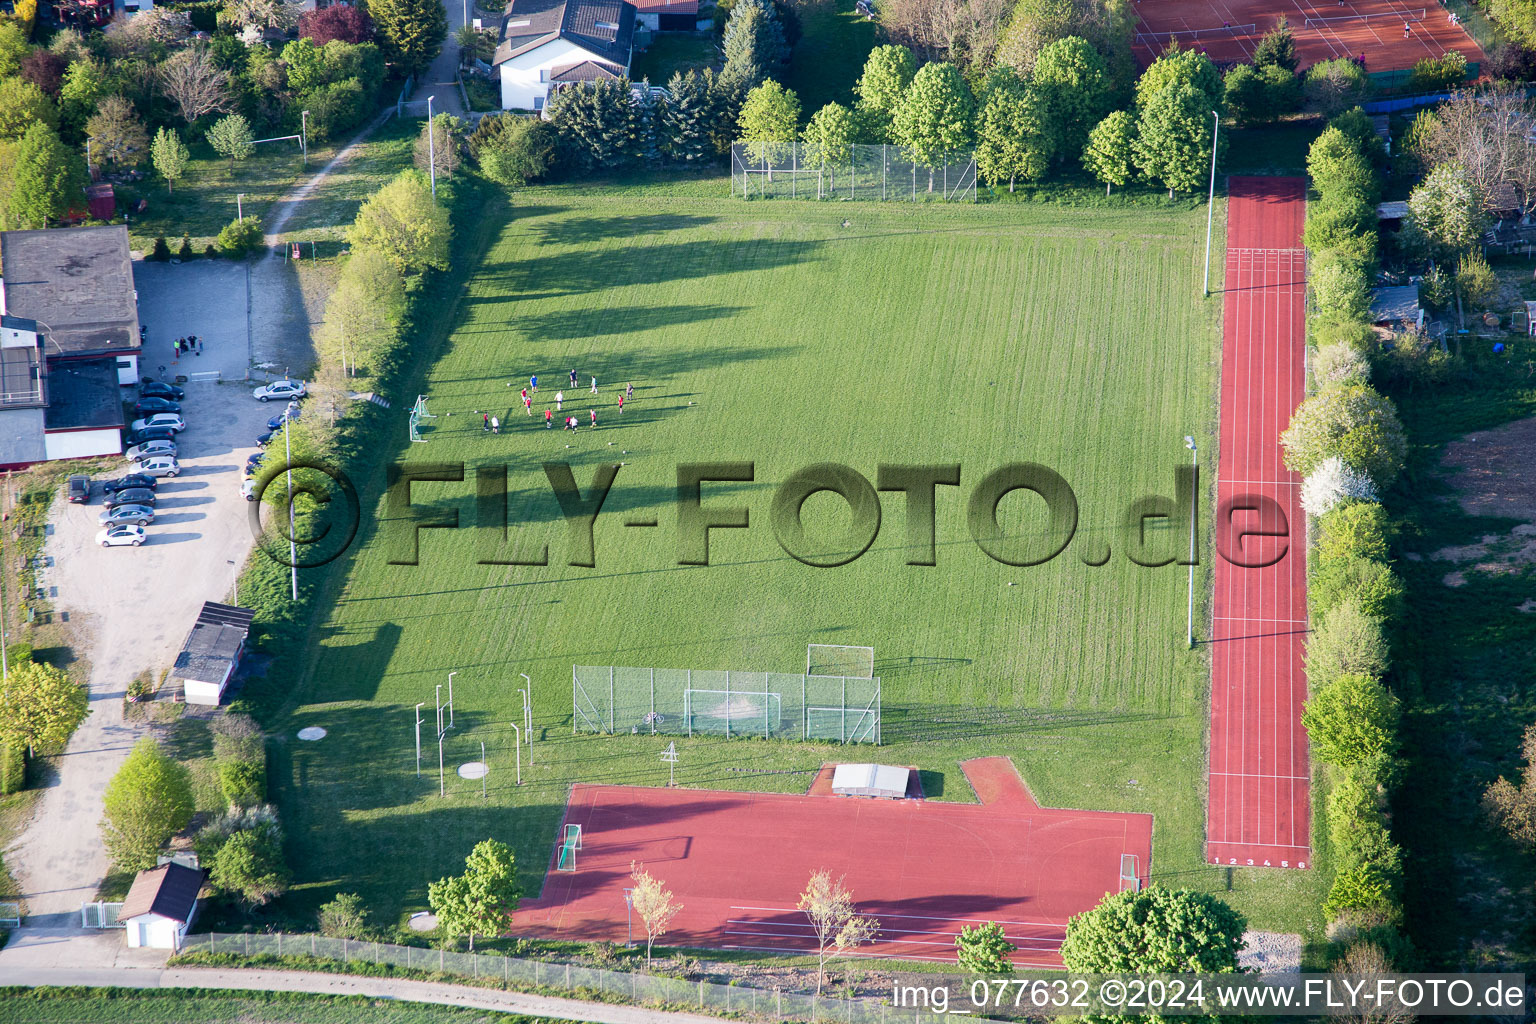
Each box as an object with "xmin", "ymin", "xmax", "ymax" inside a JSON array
[{"xmin": 268, "ymin": 185, "xmax": 1329, "ymax": 943}]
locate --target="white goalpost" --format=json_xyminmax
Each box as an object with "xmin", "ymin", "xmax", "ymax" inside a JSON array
[{"xmin": 807, "ymin": 644, "xmax": 875, "ymax": 679}]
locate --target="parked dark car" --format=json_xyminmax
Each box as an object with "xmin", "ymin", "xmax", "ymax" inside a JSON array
[
  {"xmin": 126, "ymin": 425, "xmax": 178, "ymax": 446},
  {"xmin": 102, "ymin": 474, "xmax": 157, "ymax": 493},
  {"xmin": 266, "ymin": 405, "xmax": 301, "ymax": 432},
  {"xmin": 244, "ymin": 452, "xmax": 264, "ymax": 475},
  {"xmin": 68, "ymin": 475, "xmax": 91, "ymax": 504},
  {"xmin": 255, "ymin": 431, "xmax": 274, "ymax": 448},
  {"xmin": 140, "ymin": 380, "xmax": 185, "ymax": 400},
  {"xmin": 133, "ymin": 397, "xmax": 182, "ymax": 415},
  {"xmin": 105, "ymin": 487, "xmax": 156, "ymax": 509}
]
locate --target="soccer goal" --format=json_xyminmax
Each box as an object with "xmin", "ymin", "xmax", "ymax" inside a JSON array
[
  {"xmin": 807, "ymin": 644, "xmax": 875, "ymax": 679},
  {"xmin": 1119, "ymin": 854, "xmax": 1142, "ymax": 892},
  {"xmin": 408, "ymin": 395, "xmax": 435, "ymax": 443},
  {"xmin": 556, "ymin": 824, "xmax": 582, "ymax": 872}
]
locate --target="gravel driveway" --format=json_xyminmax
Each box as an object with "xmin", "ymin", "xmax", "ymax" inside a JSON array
[{"xmin": 2, "ymin": 262, "xmax": 291, "ymax": 928}]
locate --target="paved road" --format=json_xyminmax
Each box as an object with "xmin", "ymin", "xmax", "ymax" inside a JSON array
[
  {"xmin": 0, "ymin": 964, "xmax": 731, "ymax": 1024},
  {"xmin": 404, "ymin": 0, "xmax": 469, "ymax": 118}
]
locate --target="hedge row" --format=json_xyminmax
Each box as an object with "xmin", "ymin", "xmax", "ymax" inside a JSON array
[
  {"xmin": 0, "ymin": 742, "xmax": 21, "ymax": 796},
  {"xmin": 1291, "ymin": 111, "xmax": 1411, "ymax": 951}
]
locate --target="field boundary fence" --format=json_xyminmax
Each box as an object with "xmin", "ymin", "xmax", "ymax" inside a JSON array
[
  {"xmin": 181, "ymin": 931, "xmax": 970, "ymax": 1023},
  {"xmin": 573, "ymin": 665, "xmax": 880, "ymax": 743},
  {"xmin": 731, "ymin": 143, "xmax": 976, "ymax": 202}
]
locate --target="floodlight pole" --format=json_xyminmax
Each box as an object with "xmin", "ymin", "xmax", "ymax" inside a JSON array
[
  {"xmin": 510, "ymin": 723, "xmax": 521, "ymax": 785},
  {"xmin": 519, "ymin": 673, "xmax": 532, "ymax": 763},
  {"xmin": 1185, "ymin": 436, "xmax": 1198, "ymax": 648},
  {"xmin": 415, "ymin": 702, "xmax": 425, "ymax": 777},
  {"xmin": 1203, "ymin": 111, "xmax": 1219, "ymax": 298},
  {"xmin": 480, "ymin": 740, "xmax": 487, "ymax": 799},
  {"xmin": 427, "ymin": 96, "xmax": 437, "ymax": 199},
  {"xmin": 447, "ymin": 670, "xmax": 456, "ymax": 728}
]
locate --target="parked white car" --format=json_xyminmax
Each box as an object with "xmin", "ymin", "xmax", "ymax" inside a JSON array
[
  {"xmin": 130, "ymin": 413, "xmax": 186, "ymax": 433},
  {"xmin": 125, "ymin": 440, "xmax": 177, "ymax": 462},
  {"xmin": 137, "ymin": 456, "xmax": 180, "ymax": 478},
  {"xmin": 96, "ymin": 524, "xmax": 146, "ymax": 547},
  {"xmin": 253, "ymin": 380, "xmax": 307, "ymax": 402},
  {"xmin": 241, "ymin": 477, "xmax": 257, "ymax": 501}
]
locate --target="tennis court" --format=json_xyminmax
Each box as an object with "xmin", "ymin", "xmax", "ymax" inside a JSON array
[
  {"xmin": 512, "ymin": 757, "xmax": 1153, "ymax": 967},
  {"xmin": 1132, "ymin": 0, "xmax": 1483, "ymax": 72}
]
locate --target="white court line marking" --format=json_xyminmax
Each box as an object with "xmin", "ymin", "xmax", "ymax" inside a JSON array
[
  {"xmin": 729, "ymin": 906, "xmax": 1064, "ymax": 930},
  {"xmin": 1213, "ymin": 617, "xmax": 1310, "ymax": 624},
  {"xmin": 725, "ymin": 920, "xmax": 1063, "ymax": 947},
  {"xmin": 1211, "ymin": 772, "xmax": 1310, "ymax": 781},
  {"xmin": 1218, "ymin": 480, "xmax": 1301, "ymax": 487},
  {"xmin": 720, "ymin": 943, "xmax": 1066, "ymax": 967}
]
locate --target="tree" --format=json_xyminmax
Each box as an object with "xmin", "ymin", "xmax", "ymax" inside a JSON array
[
  {"xmin": 0, "ymin": 78, "xmax": 59, "ymax": 141},
  {"xmin": 1032, "ymin": 35, "xmax": 1112, "ymax": 158},
  {"xmin": 1303, "ymin": 672, "xmax": 1401, "ymax": 771},
  {"xmin": 1252, "ymin": 16, "xmax": 1298, "ymax": 72},
  {"xmin": 348, "ymin": 170, "xmax": 450, "ymax": 273},
  {"xmin": 101, "ymin": 737, "xmax": 194, "ymax": 871},
  {"xmin": 718, "ymin": 1, "xmax": 782, "ymax": 100},
  {"xmin": 414, "ymin": 112, "xmax": 466, "ymax": 180},
  {"xmin": 798, "ymin": 870, "xmax": 879, "ymax": 994},
  {"xmin": 1413, "ymin": 86, "xmax": 1536, "ymax": 221},
  {"xmin": 301, "ymin": 4, "xmax": 376, "ymax": 44},
  {"xmin": 1308, "ymin": 126, "xmax": 1380, "ymax": 206},
  {"xmin": 1333, "ymin": 941, "xmax": 1418, "ymax": 1024},
  {"xmin": 0, "ymin": 21, "xmax": 29, "ymax": 79},
  {"xmin": 1309, "ymin": 255, "xmax": 1372, "ymax": 320},
  {"xmin": 1483, "ymin": 722, "xmax": 1536, "ymax": 848},
  {"xmin": 801, "ymin": 101, "xmax": 860, "ymax": 187},
  {"xmin": 319, "ymin": 892, "xmax": 372, "ymax": 938},
  {"xmin": 1489, "ymin": 0, "xmax": 1536, "ymax": 49},
  {"xmin": 1133, "ymin": 81, "xmax": 1214, "ymax": 196},
  {"xmin": 21, "ymin": 50, "xmax": 69, "ymax": 99},
  {"xmin": 1300, "ymin": 456, "xmax": 1379, "ymax": 517},
  {"xmin": 370, "ymin": 0, "xmax": 447, "ymax": 75},
  {"xmin": 151, "ymin": 127, "xmax": 190, "ymax": 194},
  {"xmin": 956, "ymin": 921, "xmax": 1016, "ymax": 974},
  {"xmin": 84, "ymin": 95, "xmax": 149, "ymax": 171},
  {"xmin": 546, "ymin": 79, "xmax": 643, "ymax": 173},
  {"xmin": 472, "ymin": 114, "xmax": 556, "ymax": 185},
  {"xmin": 226, "ymin": 0, "xmax": 304, "ymax": 33},
  {"xmin": 159, "ymin": 45, "xmax": 231, "ymax": 125},
  {"xmin": 854, "ymin": 44, "xmax": 916, "ymax": 142},
  {"xmin": 207, "ymin": 113, "xmax": 255, "ymax": 171},
  {"xmin": 1136, "ymin": 46, "xmax": 1224, "ymax": 112},
  {"xmin": 12, "ymin": 124, "xmax": 87, "ymax": 229},
  {"xmin": 0, "ymin": 660, "xmax": 86, "ymax": 757},
  {"xmin": 1224, "ymin": 63, "xmax": 1297, "ymax": 125},
  {"xmin": 218, "ymin": 759, "xmax": 265, "ymax": 807},
  {"xmin": 1407, "ymin": 162, "xmax": 1488, "ymax": 262},
  {"xmin": 877, "ymin": 0, "xmax": 1010, "ymax": 67},
  {"xmin": 658, "ymin": 69, "xmax": 720, "ymax": 164},
  {"xmin": 216, "ymin": 216, "xmax": 264, "ymax": 257},
  {"xmin": 1456, "ymin": 249, "xmax": 1498, "ymax": 309},
  {"xmin": 1280, "ymin": 383, "xmax": 1407, "ymax": 487},
  {"xmin": 1061, "ymin": 888, "xmax": 1246, "ymax": 976},
  {"xmin": 1305, "ymin": 598, "xmax": 1390, "ymax": 685},
  {"xmin": 210, "ymin": 823, "xmax": 290, "ymax": 907},
  {"xmin": 994, "ymin": 0, "xmax": 1136, "ymax": 94},
  {"xmin": 976, "ymin": 69, "xmax": 1050, "ymax": 190},
  {"xmin": 1082, "ymin": 109, "xmax": 1135, "ymax": 195},
  {"xmin": 629, "ymin": 861, "xmax": 683, "ymax": 966},
  {"xmin": 737, "ymin": 80, "xmax": 800, "ymax": 162},
  {"xmin": 1305, "ymin": 58, "xmax": 1370, "ymax": 119},
  {"xmin": 428, "ymin": 838, "xmax": 520, "ymax": 951},
  {"xmin": 892, "ymin": 61, "xmax": 975, "ymax": 188},
  {"xmin": 1317, "ymin": 500, "xmax": 1391, "ymax": 562}
]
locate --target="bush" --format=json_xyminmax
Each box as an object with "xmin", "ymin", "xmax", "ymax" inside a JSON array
[
  {"xmin": 149, "ymin": 237, "xmax": 171, "ymax": 261},
  {"xmin": 1313, "ymin": 341, "xmax": 1372, "ymax": 387},
  {"xmin": 0, "ymin": 742, "xmax": 22, "ymax": 795},
  {"xmin": 471, "ymin": 114, "xmax": 556, "ymax": 187},
  {"xmin": 1304, "ymin": 672, "xmax": 1401, "ymax": 769},
  {"xmin": 1324, "ymin": 861, "xmax": 1398, "ymax": 919},
  {"xmin": 319, "ymin": 891, "xmax": 371, "ymax": 939},
  {"xmin": 177, "ymin": 235, "xmax": 193, "ymax": 259},
  {"xmin": 1317, "ymin": 501, "xmax": 1391, "ymax": 562},
  {"xmin": 1308, "ymin": 257, "xmax": 1372, "ymax": 320},
  {"xmin": 218, "ymin": 758, "xmax": 265, "ymax": 808},
  {"xmin": 1310, "ymin": 555, "xmax": 1404, "ymax": 620},
  {"xmin": 1305, "ymin": 59, "xmax": 1371, "ymax": 119},
  {"xmin": 1301, "ymin": 457, "xmax": 1379, "ymax": 517},
  {"xmin": 1482, "ymin": 722, "xmax": 1536, "ymax": 848},
  {"xmin": 1407, "ymin": 51, "xmax": 1469, "ymax": 92},
  {"xmin": 1305, "ymin": 598, "xmax": 1390, "ymax": 684},
  {"xmin": 211, "ymin": 712, "xmax": 264, "ymax": 763},
  {"xmin": 1374, "ymin": 330, "xmax": 1455, "ymax": 387},
  {"xmin": 210, "ymin": 823, "xmax": 290, "ymax": 907},
  {"xmin": 1280, "ymin": 382, "xmax": 1407, "ymax": 487},
  {"xmin": 216, "ymin": 217, "xmax": 264, "ymax": 258}
]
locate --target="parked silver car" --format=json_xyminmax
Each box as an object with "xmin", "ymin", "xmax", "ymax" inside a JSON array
[{"xmin": 98, "ymin": 504, "xmax": 155, "ymax": 527}]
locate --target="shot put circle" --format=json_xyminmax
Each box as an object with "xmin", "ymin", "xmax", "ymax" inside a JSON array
[{"xmin": 458, "ymin": 761, "xmax": 489, "ymax": 780}]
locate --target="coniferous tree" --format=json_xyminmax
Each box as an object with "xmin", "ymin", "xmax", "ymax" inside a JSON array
[
  {"xmin": 547, "ymin": 79, "xmax": 644, "ymax": 173},
  {"xmin": 659, "ymin": 69, "xmax": 717, "ymax": 163}
]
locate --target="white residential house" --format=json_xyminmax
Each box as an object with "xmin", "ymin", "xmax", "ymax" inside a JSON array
[
  {"xmin": 120, "ymin": 862, "xmax": 206, "ymax": 951},
  {"xmin": 493, "ymin": 0, "xmax": 636, "ymax": 112}
]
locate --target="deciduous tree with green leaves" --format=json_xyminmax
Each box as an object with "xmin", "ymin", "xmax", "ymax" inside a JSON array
[
  {"xmin": 799, "ymin": 870, "xmax": 879, "ymax": 994},
  {"xmin": 151, "ymin": 127, "xmax": 190, "ymax": 194},
  {"xmin": 0, "ymin": 659, "xmax": 86, "ymax": 757},
  {"xmin": 348, "ymin": 169, "xmax": 451, "ymax": 274},
  {"xmin": 1303, "ymin": 672, "xmax": 1401, "ymax": 770},
  {"xmin": 1132, "ymin": 80, "xmax": 1214, "ymax": 196},
  {"xmin": 1082, "ymin": 109, "xmax": 1135, "ymax": 195},
  {"xmin": 1031, "ymin": 35, "xmax": 1113, "ymax": 159},
  {"xmin": 12, "ymin": 123, "xmax": 87, "ymax": 229},
  {"xmin": 0, "ymin": 77, "xmax": 59, "ymax": 140},
  {"xmin": 101, "ymin": 737, "xmax": 195, "ymax": 871},
  {"xmin": 801, "ymin": 101, "xmax": 860, "ymax": 187},
  {"xmin": 209, "ymin": 822, "xmax": 290, "ymax": 907},
  {"xmin": 629, "ymin": 861, "xmax": 683, "ymax": 966},
  {"xmin": 1280, "ymin": 382, "xmax": 1407, "ymax": 486},
  {"xmin": 975, "ymin": 68, "xmax": 1050, "ymax": 191},
  {"xmin": 892, "ymin": 61, "xmax": 975, "ymax": 190},
  {"xmin": 737, "ymin": 80, "xmax": 800, "ymax": 162},
  {"xmin": 956, "ymin": 921, "xmax": 1017, "ymax": 974},
  {"xmin": 427, "ymin": 838, "xmax": 520, "ymax": 951},
  {"xmin": 854, "ymin": 44, "xmax": 916, "ymax": 142},
  {"xmin": 1061, "ymin": 888, "xmax": 1246, "ymax": 978},
  {"xmin": 207, "ymin": 113, "xmax": 255, "ymax": 170}
]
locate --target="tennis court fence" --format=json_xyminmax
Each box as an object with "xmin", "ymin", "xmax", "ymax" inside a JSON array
[
  {"xmin": 181, "ymin": 932, "xmax": 970, "ymax": 1023},
  {"xmin": 1304, "ymin": 7, "xmax": 1425, "ymax": 28},
  {"xmin": 573, "ymin": 664, "xmax": 881, "ymax": 744},
  {"xmin": 731, "ymin": 142, "xmax": 977, "ymax": 202}
]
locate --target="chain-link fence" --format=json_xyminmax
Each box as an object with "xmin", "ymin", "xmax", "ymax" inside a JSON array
[
  {"xmin": 182, "ymin": 932, "xmax": 967, "ymax": 1023},
  {"xmin": 731, "ymin": 143, "xmax": 977, "ymax": 202},
  {"xmin": 573, "ymin": 665, "xmax": 881, "ymax": 744}
]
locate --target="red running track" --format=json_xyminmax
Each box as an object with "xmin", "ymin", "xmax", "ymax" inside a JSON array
[
  {"xmin": 1208, "ymin": 177, "xmax": 1311, "ymax": 870},
  {"xmin": 513, "ymin": 758, "xmax": 1152, "ymax": 967}
]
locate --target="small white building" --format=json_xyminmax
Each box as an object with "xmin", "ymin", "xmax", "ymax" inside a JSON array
[
  {"xmin": 493, "ymin": 0, "xmax": 636, "ymax": 112},
  {"xmin": 174, "ymin": 602, "xmax": 255, "ymax": 706},
  {"xmin": 831, "ymin": 763, "xmax": 911, "ymax": 799},
  {"xmin": 121, "ymin": 861, "xmax": 206, "ymax": 951}
]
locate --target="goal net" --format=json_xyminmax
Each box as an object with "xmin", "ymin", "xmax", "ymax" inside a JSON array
[
  {"xmin": 684, "ymin": 689, "xmax": 781, "ymax": 736},
  {"xmin": 408, "ymin": 395, "xmax": 435, "ymax": 443},
  {"xmin": 807, "ymin": 644, "xmax": 875, "ymax": 679}
]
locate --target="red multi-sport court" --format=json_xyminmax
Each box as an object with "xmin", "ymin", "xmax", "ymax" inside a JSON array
[
  {"xmin": 513, "ymin": 758, "xmax": 1152, "ymax": 967},
  {"xmin": 1208, "ymin": 177, "xmax": 1310, "ymax": 871},
  {"xmin": 1132, "ymin": 0, "xmax": 1483, "ymax": 72}
]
